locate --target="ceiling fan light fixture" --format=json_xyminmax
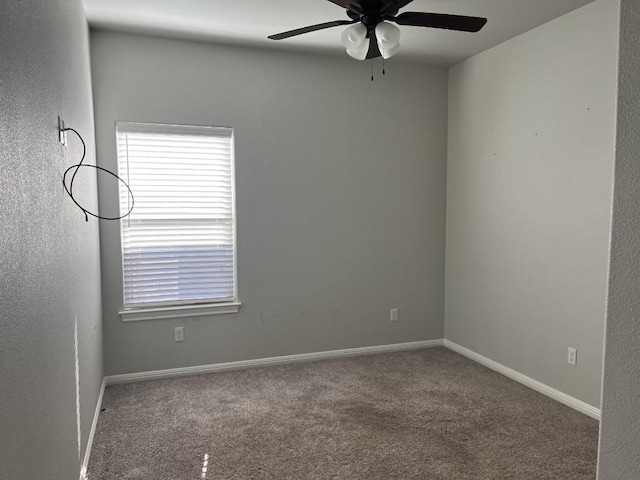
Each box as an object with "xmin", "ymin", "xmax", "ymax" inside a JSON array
[
  {"xmin": 269, "ymin": 2, "xmax": 488, "ymax": 63},
  {"xmin": 341, "ymin": 23, "xmax": 367, "ymax": 49},
  {"xmin": 346, "ymin": 38, "xmax": 370, "ymax": 60}
]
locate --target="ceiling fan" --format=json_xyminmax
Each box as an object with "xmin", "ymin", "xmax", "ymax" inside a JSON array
[{"xmin": 268, "ymin": 0, "xmax": 487, "ymax": 61}]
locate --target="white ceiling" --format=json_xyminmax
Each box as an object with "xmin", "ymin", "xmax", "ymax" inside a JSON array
[{"xmin": 83, "ymin": 0, "xmax": 596, "ymax": 66}]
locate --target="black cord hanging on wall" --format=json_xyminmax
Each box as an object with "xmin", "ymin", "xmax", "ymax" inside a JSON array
[{"xmin": 62, "ymin": 127, "xmax": 134, "ymax": 222}]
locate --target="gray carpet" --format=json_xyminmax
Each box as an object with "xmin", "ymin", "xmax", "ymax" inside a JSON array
[{"xmin": 89, "ymin": 348, "xmax": 598, "ymax": 479}]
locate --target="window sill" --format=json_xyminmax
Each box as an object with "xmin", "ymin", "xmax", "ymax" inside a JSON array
[{"xmin": 119, "ymin": 302, "xmax": 241, "ymax": 322}]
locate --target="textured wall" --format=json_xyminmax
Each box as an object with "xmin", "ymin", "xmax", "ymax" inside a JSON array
[
  {"xmin": 445, "ymin": 0, "xmax": 619, "ymax": 408},
  {"xmin": 90, "ymin": 31, "xmax": 449, "ymax": 376},
  {"xmin": 0, "ymin": 1, "xmax": 103, "ymax": 479},
  {"xmin": 597, "ymin": 0, "xmax": 640, "ymax": 477}
]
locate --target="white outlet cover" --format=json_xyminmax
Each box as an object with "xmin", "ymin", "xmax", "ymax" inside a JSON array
[
  {"xmin": 567, "ymin": 347, "xmax": 577, "ymax": 366},
  {"xmin": 175, "ymin": 327, "xmax": 184, "ymax": 342}
]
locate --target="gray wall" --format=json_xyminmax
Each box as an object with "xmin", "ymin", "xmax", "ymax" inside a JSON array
[
  {"xmin": 598, "ymin": 0, "xmax": 640, "ymax": 476},
  {"xmin": 0, "ymin": 1, "xmax": 103, "ymax": 479},
  {"xmin": 90, "ymin": 31, "xmax": 449, "ymax": 376},
  {"xmin": 445, "ymin": 0, "xmax": 619, "ymax": 409}
]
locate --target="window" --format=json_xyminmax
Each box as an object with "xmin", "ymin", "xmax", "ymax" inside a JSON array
[{"xmin": 116, "ymin": 122, "xmax": 238, "ymax": 320}]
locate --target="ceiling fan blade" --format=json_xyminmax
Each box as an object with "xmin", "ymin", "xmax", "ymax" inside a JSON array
[
  {"xmin": 393, "ymin": 12, "xmax": 487, "ymax": 32},
  {"xmin": 393, "ymin": 0, "xmax": 415, "ymax": 10},
  {"xmin": 326, "ymin": 0, "xmax": 351, "ymax": 7},
  {"xmin": 331, "ymin": 0, "xmax": 364, "ymax": 17},
  {"xmin": 269, "ymin": 19, "xmax": 357, "ymax": 40},
  {"xmin": 366, "ymin": 29, "xmax": 382, "ymax": 59},
  {"xmin": 381, "ymin": 0, "xmax": 413, "ymax": 16}
]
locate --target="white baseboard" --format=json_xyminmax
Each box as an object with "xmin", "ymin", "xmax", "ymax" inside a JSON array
[
  {"xmin": 443, "ymin": 340, "xmax": 600, "ymax": 420},
  {"xmin": 102, "ymin": 338, "xmax": 598, "ymax": 420},
  {"xmin": 105, "ymin": 339, "xmax": 444, "ymax": 385},
  {"xmin": 80, "ymin": 377, "xmax": 106, "ymax": 480}
]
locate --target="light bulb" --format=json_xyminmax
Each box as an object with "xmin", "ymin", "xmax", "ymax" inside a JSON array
[
  {"xmin": 346, "ymin": 38, "xmax": 370, "ymax": 61},
  {"xmin": 341, "ymin": 23, "xmax": 367, "ymax": 49}
]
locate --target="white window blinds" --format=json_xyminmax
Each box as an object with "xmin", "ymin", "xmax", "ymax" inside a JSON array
[{"xmin": 116, "ymin": 122, "xmax": 236, "ymax": 308}]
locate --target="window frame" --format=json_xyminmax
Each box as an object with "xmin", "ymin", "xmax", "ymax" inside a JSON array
[{"xmin": 114, "ymin": 121, "xmax": 240, "ymax": 322}]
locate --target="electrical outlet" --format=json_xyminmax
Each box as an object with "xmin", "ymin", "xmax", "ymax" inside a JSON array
[
  {"xmin": 567, "ymin": 347, "xmax": 577, "ymax": 366},
  {"xmin": 390, "ymin": 308, "xmax": 399, "ymax": 322},
  {"xmin": 175, "ymin": 327, "xmax": 184, "ymax": 342}
]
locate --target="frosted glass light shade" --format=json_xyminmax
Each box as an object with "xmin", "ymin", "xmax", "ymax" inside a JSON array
[
  {"xmin": 380, "ymin": 42, "xmax": 401, "ymax": 59},
  {"xmin": 346, "ymin": 38, "xmax": 370, "ymax": 61},
  {"xmin": 375, "ymin": 21, "xmax": 401, "ymax": 47},
  {"xmin": 375, "ymin": 21, "xmax": 401, "ymax": 59},
  {"xmin": 341, "ymin": 23, "xmax": 367, "ymax": 49}
]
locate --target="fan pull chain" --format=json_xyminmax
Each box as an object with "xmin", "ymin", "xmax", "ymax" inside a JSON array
[{"xmin": 370, "ymin": 59, "xmax": 388, "ymax": 81}]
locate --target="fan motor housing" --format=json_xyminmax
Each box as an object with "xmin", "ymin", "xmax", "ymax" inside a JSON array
[{"xmin": 347, "ymin": 6, "xmax": 399, "ymax": 27}]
